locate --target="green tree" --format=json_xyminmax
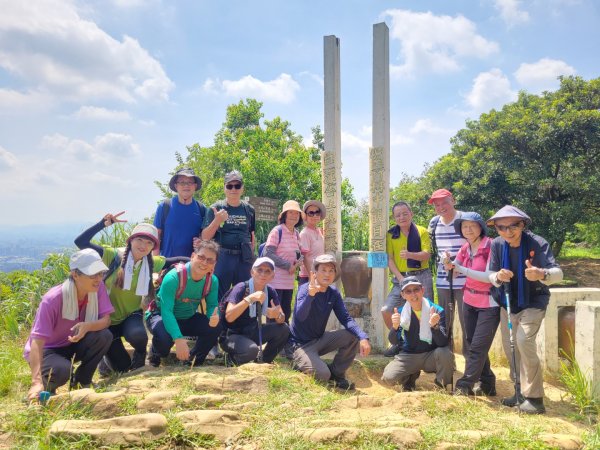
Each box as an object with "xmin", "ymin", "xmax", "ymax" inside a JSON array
[
  {"xmin": 423, "ymin": 76, "xmax": 600, "ymax": 254},
  {"xmin": 157, "ymin": 99, "xmax": 323, "ymax": 242}
]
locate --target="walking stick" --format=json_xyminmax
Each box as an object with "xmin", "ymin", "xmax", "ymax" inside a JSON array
[
  {"xmin": 504, "ymin": 283, "xmax": 521, "ymax": 401},
  {"xmin": 447, "ymin": 268, "xmax": 455, "ymax": 391},
  {"xmin": 256, "ymin": 299, "xmax": 264, "ymax": 363}
]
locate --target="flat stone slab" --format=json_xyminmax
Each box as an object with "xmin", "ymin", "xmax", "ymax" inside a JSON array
[
  {"xmin": 49, "ymin": 413, "xmax": 167, "ymax": 445},
  {"xmin": 538, "ymin": 433, "xmax": 584, "ymax": 450},
  {"xmin": 175, "ymin": 409, "xmax": 247, "ymax": 442},
  {"xmin": 299, "ymin": 427, "xmax": 360, "ymax": 443},
  {"xmin": 372, "ymin": 427, "xmax": 422, "ymax": 446},
  {"xmin": 50, "ymin": 388, "xmax": 127, "ymax": 416},
  {"xmin": 192, "ymin": 373, "xmax": 268, "ymax": 393},
  {"xmin": 137, "ymin": 390, "xmax": 178, "ymax": 411},
  {"xmin": 182, "ymin": 394, "xmax": 227, "ymax": 407},
  {"xmin": 336, "ymin": 395, "xmax": 383, "ymax": 409}
]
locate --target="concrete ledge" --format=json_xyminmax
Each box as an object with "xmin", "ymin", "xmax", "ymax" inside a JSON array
[{"xmin": 575, "ymin": 300, "xmax": 600, "ymax": 392}]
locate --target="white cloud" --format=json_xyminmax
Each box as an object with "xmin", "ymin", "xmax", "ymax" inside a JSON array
[
  {"xmin": 494, "ymin": 0, "xmax": 530, "ymax": 26},
  {"xmin": 464, "ymin": 68, "xmax": 517, "ymax": 112},
  {"xmin": 385, "ymin": 9, "xmax": 499, "ymax": 77},
  {"xmin": 299, "ymin": 71, "xmax": 324, "ymax": 87},
  {"xmin": 0, "ymin": 145, "xmax": 18, "ymax": 171},
  {"xmin": 409, "ymin": 119, "xmax": 452, "ymax": 135},
  {"xmin": 111, "ymin": 0, "xmax": 146, "ymax": 8},
  {"xmin": 88, "ymin": 171, "xmax": 137, "ymax": 187},
  {"xmin": 341, "ymin": 131, "xmax": 370, "ymax": 155},
  {"xmin": 0, "ymin": 1, "xmax": 174, "ymax": 103},
  {"xmin": 203, "ymin": 74, "xmax": 300, "ymax": 104},
  {"xmin": 72, "ymin": 106, "xmax": 132, "ymax": 121},
  {"xmin": 41, "ymin": 132, "xmax": 140, "ymax": 163},
  {"xmin": 514, "ymin": 58, "xmax": 576, "ymax": 92},
  {"xmin": 0, "ymin": 88, "xmax": 53, "ymax": 113}
]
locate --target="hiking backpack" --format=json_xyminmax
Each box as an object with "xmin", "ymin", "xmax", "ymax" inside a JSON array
[{"xmin": 147, "ymin": 263, "xmax": 213, "ymax": 313}]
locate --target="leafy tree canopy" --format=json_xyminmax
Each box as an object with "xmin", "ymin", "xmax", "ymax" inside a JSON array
[{"xmin": 394, "ymin": 76, "xmax": 600, "ymax": 254}]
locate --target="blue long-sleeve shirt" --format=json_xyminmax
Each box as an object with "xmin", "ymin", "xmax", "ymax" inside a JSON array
[{"xmin": 289, "ymin": 283, "xmax": 368, "ymax": 344}]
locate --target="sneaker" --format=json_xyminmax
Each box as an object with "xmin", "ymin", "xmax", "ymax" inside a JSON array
[
  {"xmin": 329, "ymin": 376, "xmax": 355, "ymax": 391},
  {"xmin": 383, "ymin": 343, "xmax": 402, "ymax": 357},
  {"xmin": 206, "ymin": 345, "xmax": 221, "ymax": 360},
  {"xmin": 454, "ymin": 385, "xmax": 475, "ymax": 396},
  {"xmin": 518, "ymin": 397, "xmax": 546, "ymax": 414},
  {"xmin": 130, "ymin": 351, "xmax": 146, "ymax": 371},
  {"xmin": 501, "ymin": 391, "xmax": 525, "ymax": 407},
  {"xmin": 148, "ymin": 348, "xmax": 161, "ymax": 368}
]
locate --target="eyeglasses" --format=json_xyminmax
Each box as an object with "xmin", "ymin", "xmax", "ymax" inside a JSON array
[
  {"xmin": 79, "ymin": 271, "xmax": 107, "ymax": 280},
  {"xmin": 195, "ymin": 254, "xmax": 216, "ymax": 265},
  {"xmin": 225, "ymin": 183, "xmax": 242, "ymax": 190},
  {"xmin": 402, "ymin": 287, "xmax": 421, "ymax": 295},
  {"xmin": 306, "ymin": 209, "xmax": 321, "ymax": 217},
  {"xmin": 176, "ymin": 181, "xmax": 196, "ymax": 186},
  {"xmin": 254, "ymin": 268, "xmax": 273, "ymax": 275},
  {"xmin": 495, "ymin": 222, "xmax": 523, "ymax": 232}
]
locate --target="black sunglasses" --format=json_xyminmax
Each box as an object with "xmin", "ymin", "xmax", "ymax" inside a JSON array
[
  {"xmin": 225, "ymin": 183, "xmax": 243, "ymax": 190},
  {"xmin": 306, "ymin": 209, "xmax": 321, "ymax": 217}
]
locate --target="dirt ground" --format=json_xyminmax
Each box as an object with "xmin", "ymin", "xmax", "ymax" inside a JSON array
[{"xmin": 559, "ymin": 257, "xmax": 600, "ymax": 288}]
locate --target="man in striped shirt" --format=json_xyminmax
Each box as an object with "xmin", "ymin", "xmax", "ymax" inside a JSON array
[{"xmin": 428, "ymin": 189, "xmax": 468, "ymax": 355}]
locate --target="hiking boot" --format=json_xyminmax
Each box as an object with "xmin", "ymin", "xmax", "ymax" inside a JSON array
[
  {"xmin": 98, "ymin": 357, "xmax": 113, "ymax": 378},
  {"xmin": 148, "ymin": 348, "xmax": 161, "ymax": 368},
  {"xmin": 383, "ymin": 343, "xmax": 402, "ymax": 357},
  {"xmin": 473, "ymin": 383, "xmax": 497, "ymax": 397},
  {"xmin": 206, "ymin": 345, "xmax": 221, "ymax": 360},
  {"xmin": 402, "ymin": 380, "xmax": 416, "ymax": 392},
  {"xmin": 518, "ymin": 397, "xmax": 546, "ymax": 414},
  {"xmin": 327, "ymin": 365, "xmax": 355, "ymax": 391},
  {"xmin": 329, "ymin": 376, "xmax": 355, "ymax": 391},
  {"xmin": 501, "ymin": 391, "xmax": 525, "ymax": 407},
  {"xmin": 453, "ymin": 385, "xmax": 475, "ymax": 396},
  {"xmin": 130, "ymin": 351, "xmax": 146, "ymax": 371}
]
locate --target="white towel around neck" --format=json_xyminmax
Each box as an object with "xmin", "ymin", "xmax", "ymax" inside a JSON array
[
  {"xmin": 123, "ymin": 252, "xmax": 150, "ymax": 296},
  {"xmin": 61, "ymin": 278, "xmax": 98, "ymax": 322},
  {"xmin": 400, "ymin": 298, "xmax": 432, "ymax": 344}
]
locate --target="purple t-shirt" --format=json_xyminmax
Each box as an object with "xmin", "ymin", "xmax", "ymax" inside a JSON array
[{"xmin": 23, "ymin": 283, "xmax": 114, "ymax": 360}]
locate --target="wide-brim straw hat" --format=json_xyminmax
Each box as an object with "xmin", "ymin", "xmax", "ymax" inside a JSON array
[
  {"xmin": 278, "ymin": 200, "xmax": 304, "ymax": 221},
  {"xmin": 302, "ymin": 200, "xmax": 327, "ymax": 220}
]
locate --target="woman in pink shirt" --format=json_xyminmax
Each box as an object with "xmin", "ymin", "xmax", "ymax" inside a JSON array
[
  {"xmin": 298, "ymin": 200, "xmax": 326, "ymax": 285},
  {"xmin": 444, "ymin": 212, "xmax": 499, "ymax": 397},
  {"xmin": 264, "ymin": 200, "xmax": 306, "ymax": 323}
]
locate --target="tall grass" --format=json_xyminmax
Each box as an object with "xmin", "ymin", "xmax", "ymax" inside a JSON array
[{"xmin": 559, "ymin": 351, "xmax": 599, "ymax": 422}]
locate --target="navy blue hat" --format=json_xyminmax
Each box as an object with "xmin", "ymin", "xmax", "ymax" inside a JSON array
[
  {"xmin": 454, "ymin": 212, "xmax": 488, "ymax": 238},
  {"xmin": 486, "ymin": 205, "xmax": 532, "ymax": 226}
]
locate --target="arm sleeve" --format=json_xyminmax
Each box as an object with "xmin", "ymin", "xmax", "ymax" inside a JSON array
[
  {"xmin": 158, "ymin": 271, "xmax": 184, "ymax": 340},
  {"xmin": 536, "ymin": 237, "xmax": 564, "ymax": 285},
  {"xmin": 332, "ymin": 290, "xmax": 368, "ymax": 340},
  {"xmin": 432, "ymin": 307, "xmax": 449, "ymax": 347},
  {"xmin": 153, "ymin": 202, "xmax": 165, "ymax": 230},
  {"xmin": 74, "ymin": 219, "xmax": 105, "ymax": 256},
  {"xmin": 205, "ymin": 275, "xmax": 220, "ymax": 317},
  {"xmin": 453, "ymin": 259, "xmax": 495, "ymax": 283}
]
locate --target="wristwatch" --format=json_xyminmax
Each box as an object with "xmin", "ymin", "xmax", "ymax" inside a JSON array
[{"xmin": 542, "ymin": 269, "xmax": 549, "ymax": 281}]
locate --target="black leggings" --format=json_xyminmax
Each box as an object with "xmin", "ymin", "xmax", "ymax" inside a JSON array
[{"xmin": 276, "ymin": 289, "xmax": 294, "ymax": 323}]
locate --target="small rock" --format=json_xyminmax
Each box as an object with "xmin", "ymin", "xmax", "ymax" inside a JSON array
[
  {"xmin": 136, "ymin": 390, "xmax": 178, "ymax": 411},
  {"xmin": 372, "ymin": 427, "xmax": 422, "ymax": 446},
  {"xmin": 193, "ymin": 374, "xmax": 268, "ymax": 393},
  {"xmin": 299, "ymin": 427, "xmax": 360, "ymax": 443},
  {"xmin": 49, "ymin": 413, "xmax": 167, "ymax": 445},
  {"xmin": 176, "ymin": 409, "xmax": 247, "ymax": 442},
  {"xmin": 183, "ymin": 394, "xmax": 227, "ymax": 407},
  {"xmin": 538, "ymin": 433, "xmax": 583, "ymax": 450}
]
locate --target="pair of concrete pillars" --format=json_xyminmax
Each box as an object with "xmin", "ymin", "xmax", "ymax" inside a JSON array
[{"xmin": 321, "ymin": 24, "xmax": 390, "ymax": 350}]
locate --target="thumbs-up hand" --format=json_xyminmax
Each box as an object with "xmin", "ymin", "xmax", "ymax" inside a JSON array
[
  {"xmin": 442, "ymin": 251, "xmax": 454, "ymax": 271},
  {"xmin": 308, "ymin": 272, "xmax": 323, "ymax": 297},
  {"xmin": 391, "ymin": 307, "xmax": 401, "ymax": 330},
  {"xmin": 247, "ymin": 291, "xmax": 266, "ymax": 305},
  {"xmin": 213, "ymin": 207, "xmax": 229, "ymax": 224},
  {"xmin": 209, "ymin": 308, "xmax": 220, "ymax": 327},
  {"xmin": 524, "ymin": 259, "xmax": 545, "ymax": 281},
  {"xmin": 429, "ymin": 306, "xmax": 440, "ymax": 328}
]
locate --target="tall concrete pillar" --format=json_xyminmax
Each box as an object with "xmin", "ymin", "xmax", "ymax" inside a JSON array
[
  {"xmin": 369, "ymin": 23, "xmax": 390, "ymax": 350},
  {"xmin": 322, "ymin": 35, "xmax": 343, "ymax": 257}
]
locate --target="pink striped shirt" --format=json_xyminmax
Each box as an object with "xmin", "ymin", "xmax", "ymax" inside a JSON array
[{"xmin": 266, "ymin": 225, "xmax": 305, "ymax": 289}]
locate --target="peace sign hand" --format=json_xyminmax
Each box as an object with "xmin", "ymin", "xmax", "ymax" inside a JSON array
[
  {"xmin": 308, "ymin": 272, "xmax": 324, "ymax": 296},
  {"xmin": 103, "ymin": 211, "xmax": 127, "ymax": 227}
]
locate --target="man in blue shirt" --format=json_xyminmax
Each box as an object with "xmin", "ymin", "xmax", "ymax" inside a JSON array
[
  {"xmin": 154, "ymin": 168, "xmax": 206, "ymax": 257},
  {"xmin": 289, "ymin": 254, "xmax": 371, "ymax": 391},
  {"xmin": 381, "ymin": 276, "xmax": 454, "ymax": 391}
]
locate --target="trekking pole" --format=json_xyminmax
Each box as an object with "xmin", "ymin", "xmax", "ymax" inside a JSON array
[
  {"xmin": 447, "ymin": 268, "xmax": 455, "ymax": 391},
  {"xmin": 256, "ymin": 300, "xmax": 264, "ymax": 363},
  {"xmin": 504, "ymin": 283, "xmax": 521, "ymax": 403}
]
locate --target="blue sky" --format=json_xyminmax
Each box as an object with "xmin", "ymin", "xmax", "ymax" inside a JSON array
[{"xmin": 0, "ymin": 0, "xmax": 597, "ymax": 226}]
